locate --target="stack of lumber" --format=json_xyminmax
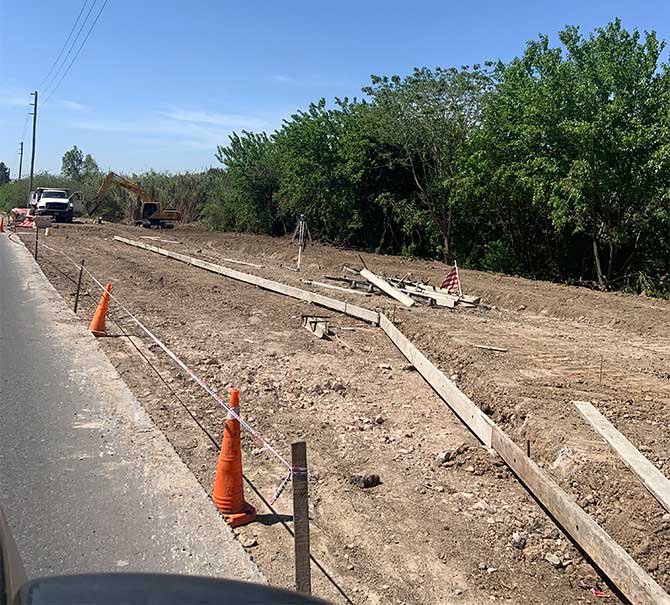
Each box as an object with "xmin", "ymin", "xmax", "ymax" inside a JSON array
[
  {"xmin": 386, "ymin": 277, "xmax": 480, "ymax": 308},
  {"xmin": 316, "ymin": 268, "xmax": 481, "ymax": 309}
]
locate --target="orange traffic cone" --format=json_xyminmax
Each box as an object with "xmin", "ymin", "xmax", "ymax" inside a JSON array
[
  {"xmin": 88, "ymin": 284, "xmax": 112, "ymax": 337},
  {"xmin": 212, "ymin": 389, "xmax": 257, "ymax": 528}
]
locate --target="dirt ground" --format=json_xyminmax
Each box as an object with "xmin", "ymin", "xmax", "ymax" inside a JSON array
[{"xmin": 16, "ymin": 221, "xmax": 670, "ymax": 604}]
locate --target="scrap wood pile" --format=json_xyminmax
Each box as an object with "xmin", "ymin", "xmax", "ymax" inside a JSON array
[{"xmin": 305, "ymin": 263, "xmax": 480, "ymax": 309}]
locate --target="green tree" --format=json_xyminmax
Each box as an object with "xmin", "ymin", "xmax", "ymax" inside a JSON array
[
  {"xmin": 363, "ymin": 66, "xmax": 492, "ymax": 261},
  {"xmin": 61, "ymin": 145, "xmax": 85, "ymax": 180},
  {"xmin": 479, "ymin": 20, "xmax": 670, "ymax": 286},
  {"xmin": 554, "ymin": 21, "xmax": 670, "ymax": 286},
  {"xmin": 213, "ymin": 131, "xmax": 281, "ymax": 233},
  {"xmin": 0, "ymin": 162, "xmax": 9, "ymax": 184},
  {"xmin": 82, "ymin": 153, "xmax": 100, "ymax": 178}
]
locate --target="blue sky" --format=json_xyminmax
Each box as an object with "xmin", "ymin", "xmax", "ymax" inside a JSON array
[{"xmin": 1, "ymin": 0, "xmax": 668, "ymax": 175}]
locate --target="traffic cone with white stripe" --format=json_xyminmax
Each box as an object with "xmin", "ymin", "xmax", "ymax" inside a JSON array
[
  {"xmin": 212, "ymin": 388, "xmax": 256, "ymax": 528},
  {"xmin": 89, "ymin": 284, "xmax": 112, "ymax": 337}
]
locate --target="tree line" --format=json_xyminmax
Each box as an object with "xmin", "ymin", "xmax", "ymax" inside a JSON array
[
  {"xmin": 208, "ymin": 19, "xmax": 670, "ymax": 294},
  {"xmin": 2, "ymin": 20, "xmax": 669, "ymax": 294},
  {"xmin": 0, "ymin": 146, "xmax": 219, "ymax": 225}
]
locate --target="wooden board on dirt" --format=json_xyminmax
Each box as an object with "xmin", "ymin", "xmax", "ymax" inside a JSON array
[
  {"xmin": 360, "ymin": 268, "xmax": 415, "ymax": 307},
  {"xmin": 575, "ymin": 400, "xmax": 670, "ymax": 514},
  {"xmin": 302, "ymin": 315, "xmax": 330, "ymax": 339}
]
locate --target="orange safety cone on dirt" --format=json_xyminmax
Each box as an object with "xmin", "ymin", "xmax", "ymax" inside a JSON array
[
  {"xmin": 88, "ymin": 284, "xmax": 113, "ymax": 337},
  {"xmin": 212, "ymin": 388, "xmax": 257, "ymax": 528}
]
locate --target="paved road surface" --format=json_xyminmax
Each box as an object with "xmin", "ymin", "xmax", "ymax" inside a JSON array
[{"xmin": 0, "ymin": 232, "xmax": 263, "ymax": 582}]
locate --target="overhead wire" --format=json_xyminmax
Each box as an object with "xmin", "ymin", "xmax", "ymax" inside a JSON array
[
  {"xmin": 41, "ymin": 0, "xmax": 98, "ymax": 97},
  {"xmin": 43, "ymin": 0, "xmax": 109, "ymax": 107},
  {"xmin": 37, "ymin": 0, "xmax": 90, "ymax": 91},
  {"xmin": 19, "ymin": 108, "xmax": 31, "ymax": 142}
]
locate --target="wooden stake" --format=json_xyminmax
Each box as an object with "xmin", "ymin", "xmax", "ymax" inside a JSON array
[
  {"xmin": 292, "ymin": 441, "xmax": 311, "ymax": 595},
  {"xmin": 599, "ymin": 355, "xmax": 603, "ymax": 384},
  {"xmin": 74, "ymin": 259, "xmax": 85, "ymax": 313},
  {"xmin": 34, "ymin": 226, "xmax": 38, "ymax": 260}
]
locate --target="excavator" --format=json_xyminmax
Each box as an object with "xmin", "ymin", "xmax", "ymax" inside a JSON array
[{"xmin": 86, "ymin": 172, "xmax": 182, "ymax": 229}]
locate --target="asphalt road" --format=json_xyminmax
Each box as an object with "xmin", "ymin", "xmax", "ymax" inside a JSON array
[{"xmin": 0, "ymin": 232, "xmax": 263, "ymax": 582}]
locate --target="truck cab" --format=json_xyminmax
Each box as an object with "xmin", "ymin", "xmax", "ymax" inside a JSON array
[{"xmin": 30, "ymin": 188, "xmax": 82, "ymax": 223}]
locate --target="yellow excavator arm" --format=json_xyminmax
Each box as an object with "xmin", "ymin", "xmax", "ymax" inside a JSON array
[{"xmin": 86, "ymin": 172, "xmax": 154, "ymax": 217}]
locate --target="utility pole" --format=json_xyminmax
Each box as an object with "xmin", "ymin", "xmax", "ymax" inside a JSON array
[
  {"xmin": 27, "ymin": 91, "xmax": 38, "ymax": 206},
  {"xmin": 17, "ymin": 142, "xmax": 23, "ymax": 181}
]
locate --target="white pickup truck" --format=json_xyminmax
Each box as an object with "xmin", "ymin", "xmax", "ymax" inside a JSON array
[{"xmin": 30, "ymin": 187, "xmax": 82, "ymax": 223}]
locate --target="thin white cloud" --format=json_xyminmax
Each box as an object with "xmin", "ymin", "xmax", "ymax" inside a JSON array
[
  {"xmin": 68, "ymin": 116, "xmax": 244, "ymax": 150},
  {"xmin": 159, "ymin": 107, "xmax": 268, "ymax": 130},
  {"xmin": 272, "ymin": 74, "xmax": 294, "ymax": 84},
  {"xmin": 67, "ymin": 105, "xmax": 277, "ymax": 155},
  {"xmin": 270, "ymin": 74, "xmax": 349, "ymax": 87},
  {"xmin": 0, "ymin": 95, "xmax": 28, "ymax": 107},
  {"xmin": 60, "ymin": 99, "xmax": 90, "ymax": 112},
  {"xmin": 70, "ymin": 117, "xmax": 218, "ymax": 142}
]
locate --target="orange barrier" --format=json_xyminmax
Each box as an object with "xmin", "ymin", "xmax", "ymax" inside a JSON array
[
  {"xmin": 212, "ymin": 389, "xmax": 257, "ymax": 527},
  {"xmin": 88, "ymin": 283, "xmax": 112, "ymax": 337}
]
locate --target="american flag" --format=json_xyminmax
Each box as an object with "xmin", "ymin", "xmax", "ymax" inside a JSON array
[{"xmin": 440, "ymin": 264, "xmax": 461, "ymax": 294}]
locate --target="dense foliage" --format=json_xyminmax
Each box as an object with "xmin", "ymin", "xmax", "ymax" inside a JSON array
[
  {"xmin": 0, "ymin": 162, "xmax": 9, "ymax": 185},
  {"xmin": 207, "ymin": 20, "xmax": 670, "ymax": 293},
  {"xmin": 2, "ymin": 20, "xmax": 669, "ymax": 294},
  {"xmin": 0, "ymin": 165, "xmax": 223, "ymax": 224}
]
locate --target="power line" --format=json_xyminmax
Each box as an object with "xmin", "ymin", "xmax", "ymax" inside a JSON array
[
  {"xmin": 42, "ymin": 0, "xmax": 109, "ymax": 107},
  {"xmin": 37, "ymin": 0, "xmax": 90, "ymax": 91},
  {"xmin": 19, "ymin": 107, "xmax": 31, "ymax": 141},
  {"xmin": 41, "ymin": 0, "xmax": 98, "ymax": 96}
]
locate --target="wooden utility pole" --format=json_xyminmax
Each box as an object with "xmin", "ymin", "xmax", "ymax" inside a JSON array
[
  {"xmin": 291, "ymin": 441, "xmax": 311, "ymax": 595},
  {"xmin": 27, "ymin": 91, "xmax": 38, "ymax": 206},
  {"xmin": 17, "ymin": 142, "xmax": 23, "ymax": 180}
]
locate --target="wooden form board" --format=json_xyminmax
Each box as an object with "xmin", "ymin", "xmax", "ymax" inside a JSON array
[
  {"xmin": 379, "ymin": 318, "xmax": 668, "ymax": 604},
  {"xmin": 575, "ymin": 400, "xmax": 670, "ymax": 514},
  {"xmin": 400, "ymin": 284, "xmax": 457, "ymax": 308},
  {"xmin": 115, "ymin": 234, "xmax": 669, "ymax": 604},
  {"xmin": 114, "ymin": 236, "xmax": 380, "ymax": 325},
  {"xmin": 360, "ymin": 268, "xmax": 415, "ymax": 307},
  {"xmin": 378, "ymin": 313, "xmax": 494, "ymax": 447},
  {"xmin": 303, "ymin": 279, "xmax": 370, "ymax": 297},
  {"xmin": 492, "ymin": 426, "xmax": 670, "ymax": 605}
]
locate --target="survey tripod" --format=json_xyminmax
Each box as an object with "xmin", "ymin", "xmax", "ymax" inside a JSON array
[{"xmin": 290, "ymin": 214, "xmax": 312, "ymax": 271}]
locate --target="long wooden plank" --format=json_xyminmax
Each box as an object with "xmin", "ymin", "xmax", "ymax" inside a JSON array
[
  {"xmin": 360, "ymin": 268, "xmax": 415, "ymax": 307},
  {"xmin": 115, "ymin": 234, "xmax": 668, "ymax": 604},
  {"xmin": 575, "ymin": 400, "xmax": 670, "ymax": 514},
  {"xmin": 399, "ymin": 284, "xmax": 457, "ymax": 308},
  {"xmin": 114, "ymin": 236, "xmax": 380, "ymax": 325},
  {"xmin": 303, "ymin": 279, "xmax": 370, "ymax": 297},
  {"xmin": 380, "ymin": 314, "xmax": 669, "ymax": 603},
  {"xmin": 492, "ymin": 427, "xmax": 670, "ymax": 605},
  {"xmin": 379, "ymin": 314, "xmax": 494, "ymax": 447}
]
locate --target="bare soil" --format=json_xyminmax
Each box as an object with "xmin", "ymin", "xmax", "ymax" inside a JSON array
[{"xmin": 19, "ymin": 222, "xmax": 670, "ymax": 604}]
